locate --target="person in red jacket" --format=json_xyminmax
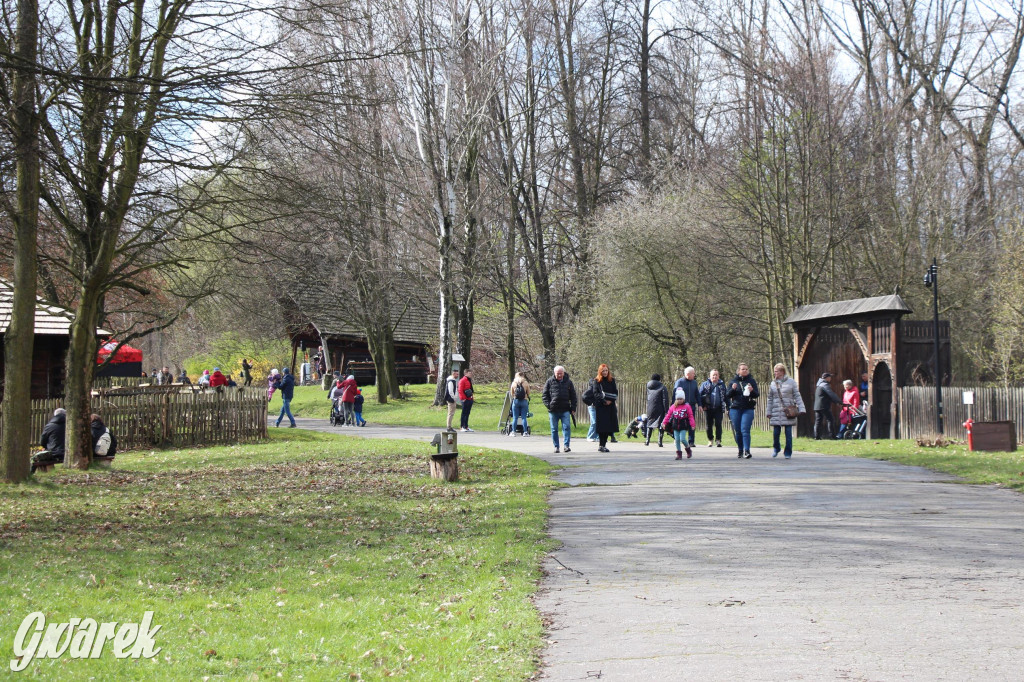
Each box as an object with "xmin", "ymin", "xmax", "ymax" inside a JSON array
[
  {"xmin": 340, "ymin": 374, "xmax": 358, "ymax": 425},
  {"xmin": 458, "ymin": 369, "xmax": 475, "ymax": 432},
  {"xmin": 209, "ymin": 367, "xmax": 228, "ymax": 389}
]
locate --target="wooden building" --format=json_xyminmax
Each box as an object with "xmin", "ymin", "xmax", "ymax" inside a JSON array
[
  {"xmin": 785, "ymin": 295, "xmax": 951, "ymax": 438},
  {"xmin": 282, "ymin": 285, "xmax": 438, "ymax": 385},
  {"xmin": 0, "ymin": 280, "xmax": 100, "ymax": 399}
]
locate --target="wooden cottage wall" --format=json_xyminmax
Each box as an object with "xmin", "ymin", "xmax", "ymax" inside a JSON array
[{"xmin": 898, "ymin": 320, "xmax": 952, "ymax": 386}]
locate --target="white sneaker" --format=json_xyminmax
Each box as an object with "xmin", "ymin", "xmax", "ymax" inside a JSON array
[
  {"xmin": 460, "ymin": 428, "xmax": 468, "ymax": 432},
  {"xmin": 707, "ymin": 441, "xmax": 714, "ymax": 448},
  {"xmin": 587, "ymin": 437, "xmax": 598, "ymax": 443},
  {"xmin": 464, "ymin": 428, "xmax": 474, "ymax": 432}
]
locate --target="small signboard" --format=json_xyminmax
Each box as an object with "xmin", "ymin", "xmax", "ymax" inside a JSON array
[{"xmin": 962, "ymin": 391, "xmax": 975, "ymax": 405}]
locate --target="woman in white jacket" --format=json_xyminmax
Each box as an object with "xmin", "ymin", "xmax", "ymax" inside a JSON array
[{"xmin": 766, "ymin": 363, "xmax": 806, "ymax": 459}]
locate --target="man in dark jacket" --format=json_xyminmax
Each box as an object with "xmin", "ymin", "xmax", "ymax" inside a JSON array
[
  {"xmin": 32, "ymin": 409, "xmax": 67, "ymax": 472},
  {"xmin": 814, "ymin": 372, "xmax": 842, "ymax": 439},
  {"xmin": 275, "ymin": 367, "xmax": 296, "ymax": 428},
  {"xmin": 645, "ymin": 374, "xmax": 669, "ymax": 447},
  {"xmin": 542, "ymin": 366, "xmax": 577, "ymax": 454},
  {"xmin": 699, "ymin": 369, "xmax": 728, "ymax": 447},
  {"xmin": 39, "ymin": 409, "xmax": 67, "ymax": 456},
  {"xmin": 673, "ymin": 367, "xmax": 700, "ymax": 448}
]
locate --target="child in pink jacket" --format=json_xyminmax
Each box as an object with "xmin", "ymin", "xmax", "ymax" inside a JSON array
[{"xmin": 663, "ymin": 388, "xmax": 697, "ymax": 460}]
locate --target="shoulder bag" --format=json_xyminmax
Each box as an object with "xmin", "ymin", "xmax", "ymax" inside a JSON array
[{"xmin": 776, "ymin": 380, "xmax": 799, "ymax": 419}]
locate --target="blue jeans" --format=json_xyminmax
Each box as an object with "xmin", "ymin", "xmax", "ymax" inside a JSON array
[
  {"xmin": 729, "ymin": 408, "xmax": 755, "ymax": 452},
  {"xmin": 773, "ymin": 425, "xmax": 793, "ymax": 456},
  {"xmin": 277, "ymin": 397, "xmax": 295, "ymax": 426},
  {"xmin": 587, "ymin": 405, "xmax": 597, "ymax": 440},
  {"xmin": 355, "ymin": 409, "xmax": 364, "ymax": 425},
  {"xmin": 511, "ymin": 399, "xmax": 529, "ymax": 432},
  {"xmin": 673, "ymin": 429, "xmax": 688, "ymax": 452},
  {"xmin": 549, "ymin": 411, "xmax": 571, "ymax": 449}
]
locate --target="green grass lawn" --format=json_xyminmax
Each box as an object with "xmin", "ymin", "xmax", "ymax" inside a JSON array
[{"xmin": 0, "ymin": 430, "xmax": 555, "ymax": 680}]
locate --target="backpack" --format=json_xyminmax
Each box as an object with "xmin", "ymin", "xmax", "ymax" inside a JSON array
[
  {"xmin": 514, "ymin": 383, "xmax": 526, "ymax": 400},
  {"xmin": 670, "ymin": 409, "xmax": 690, "ymax": 432},
  {"xmin": 94, "ymin": 429, "xmax": 112, "ymax": 456}
]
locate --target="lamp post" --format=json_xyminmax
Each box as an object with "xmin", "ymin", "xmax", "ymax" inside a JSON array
[{"xmin": 924, "ymin": 258, "xmax": 943, "ymax": 434}]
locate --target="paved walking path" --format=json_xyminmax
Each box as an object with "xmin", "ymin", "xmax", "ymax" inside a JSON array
[{"xmin": 294, "ymin": 418, "xmax": 1024, "ymax": 680}]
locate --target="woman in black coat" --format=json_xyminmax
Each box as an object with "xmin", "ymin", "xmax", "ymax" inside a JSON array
[
  {"xmin": 587, "ymin": 364, "xmax": 619, "ymax": 452},
  {"xmin": 645, "ymin": 373, "xmax": 669, "ymax": 447}
]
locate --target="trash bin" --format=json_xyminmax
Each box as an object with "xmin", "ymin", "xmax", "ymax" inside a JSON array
[{"xmin": 971, "ymin": 421, "xmax": 1016, "ymax": 452}]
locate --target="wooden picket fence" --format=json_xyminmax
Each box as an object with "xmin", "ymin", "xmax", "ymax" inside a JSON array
[
  {"xmin": 3, "ymin": 386, "xmax": 268, "ymax": 452},
  {"xmin": 93, "ymin": 376, "xmax": 153, "ymax": 389},
  {"xmin": 899, "ymin": 386, "xmax": 1024, "ymax": 443},
  {"xmin": 570, "ymin": 380, "xmax": 771, "ymax": 434}
]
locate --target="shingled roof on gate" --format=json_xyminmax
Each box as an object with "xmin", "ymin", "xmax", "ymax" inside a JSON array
[{"xmin": 784, "ymin": 295, "xmax": 913, "ymax": 326}]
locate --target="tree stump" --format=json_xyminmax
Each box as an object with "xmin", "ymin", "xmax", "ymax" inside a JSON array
[
  {"xmin": 94, "ymin": 457, "xmax": 114, "ymax": 469},
  {"xmin": 35, "ymin": 463, "xmax": 55, "ymax": 473},
  {"xmin": 429, "ymin": 454, "xmax": 459, "ymax": 482}
]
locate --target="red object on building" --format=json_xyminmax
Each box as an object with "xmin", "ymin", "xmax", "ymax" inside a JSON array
[{"xmin": 97, "ymin": 340, "xmax": 144, "ymax": 364}]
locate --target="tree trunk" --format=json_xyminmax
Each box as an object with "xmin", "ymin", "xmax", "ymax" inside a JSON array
[
  {"xmin": 455, "ymin": 296, "xmax": 474, "ymax": 370},
  {"xmin": 1, "ymin": 0, "xmax": 41, "ymax": 483},
  {"xmin": 63, "ymin": 290, "xmax": 101, "ymax": 468},
  {"xmin": 639, "ymin": 0, "xmax": 652, "ymax": 182},
  {"xmin": 365, "ymin": 326, "xmax": 389, "ymax": 404},
  {"xmin": 382, "ymin": 326, "xmax": 401, "ymax": 400}
]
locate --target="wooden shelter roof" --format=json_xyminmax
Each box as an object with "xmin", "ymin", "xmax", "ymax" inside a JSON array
[
  {"xmin": 283, "ymin": 275, "xmax": 437, "ymax": 347},
  {"xmin": 784, "ymin": 295, "xmax": 913, "ymax": 327}
]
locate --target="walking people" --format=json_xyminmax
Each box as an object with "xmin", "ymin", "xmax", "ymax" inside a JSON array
[
  {"xmin": 585, "ymin": 364, "xmax": 619, "ymax": 453},
  {"xmin": 509, "ymin": 372, "xmax": 531, "ymax": 436},
  {"xmin": 837, "ymin": 379, "xmax": 861, "ymax": 438},
  {"xmin": 267, "ymin": 369, "xmax": 280, "ymax": 400},
  {"xmin": 458, "ymin": 369, "xmax": 475, "ymax": 432},
  {"xmin": 644, "ymin": 374, "xmax": 669, "ymax": 447},
  {"xmin": 340, "ymin": 374, "xmax": 358, "ymax": 425},
  {"xmin": 354, "ymin": 388, "xmax": 366, "ymax": 426},
  {"xmin": 662, "ymin": 388, "xmax": 697, "ymax": 460},
  {"xmin": 727, "ymin": 363, "xmax": 759, "ymax": 458},
  {"xmin": 699, "ymin": 369, "xmax": 728, "ymax": 447},
  {"xmin": 275, "ymin": 367, "xmax": 296, "ymax": 428},
  {"xmin": 673, "ymin": 367, "xmax": 700, "ymax": 448},
  {"xmin": 241, "ymin": 358, "xmax": 253, "ymax": 387},
  {"xmin": 814, "ymin": 372, "xmax": 842, "ymax": 439},
  {"xmin": 766, "ymin": 363, "xmax": 806, "ymax": 458},
  {"xmin": 542, "ymin": 366, "xmax": 577, "ymax": 454},
  {"xmin": 444, "ymin": 369, "xmax": 460, "ymax": 432}
]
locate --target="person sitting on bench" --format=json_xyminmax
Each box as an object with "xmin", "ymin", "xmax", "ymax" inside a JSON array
[
  {"xmin": 91, "ymin": 414, "xmax": 117, "ymax": 460},
  {"xmin": 32, "ymin": 409, "xmax": 67, "ymax": 473}
]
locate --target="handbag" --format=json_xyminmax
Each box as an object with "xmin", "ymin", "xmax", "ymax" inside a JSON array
[{"xmin": 776, "ymin": 380, "xmax": 799, "ymax": 418}]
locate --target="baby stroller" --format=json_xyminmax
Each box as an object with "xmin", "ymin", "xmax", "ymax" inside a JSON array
[
  {"xmin": 841, "ymin": 404, "xmax": 868, "ymax": 439},
  {"xmin": 499, "ymin": 395, "xmax": 532, "ymax": 436},
  {"xmin": 329, "ymin": 398, "xmax": 345, "ymax": 427}
]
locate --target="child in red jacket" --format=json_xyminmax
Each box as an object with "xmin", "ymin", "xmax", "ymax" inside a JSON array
[{"xmin": 662, "ymin": 388, "xmax": 696, "ymax": 460}]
